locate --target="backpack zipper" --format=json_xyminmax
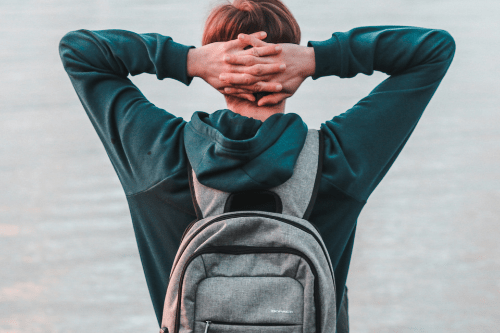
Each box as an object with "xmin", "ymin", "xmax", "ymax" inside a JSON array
[
  {"xmin": 172, "ymin": 212, "xmax": 332, "ymax": 282},
  {"xmin": 180, "ymin": 212, "xmax": 321, "ymax": 245},
  {"xmin": 206, "ymin": 320, "xmax": 299, "ymax": 327},
  {"xmin": 173, "ymin": 245, "xmax": 322, "ymax": 333}
]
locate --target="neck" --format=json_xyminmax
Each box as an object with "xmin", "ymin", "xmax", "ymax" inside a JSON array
[{"xmin": 225, "ymin": 96, "xmax": 286, "ymax": 121}]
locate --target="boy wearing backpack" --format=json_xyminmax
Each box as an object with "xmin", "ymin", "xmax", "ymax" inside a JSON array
[{"xmin": 59, "ymin": 0, "xmax": 455, "ymax": 331}]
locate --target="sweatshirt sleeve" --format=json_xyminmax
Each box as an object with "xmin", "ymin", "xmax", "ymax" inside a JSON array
[
  {"xmin": 308, "ymin": 26, "xmax": 456, "ymax": 202},
  {"xmin": 59, "ymin": 29, "xmax": 194, "ymax": 195}
]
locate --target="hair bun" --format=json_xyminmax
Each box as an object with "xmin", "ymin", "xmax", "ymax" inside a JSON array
[{"xmin": 233, "ymin": 0, "xmax": 260, "ymax": 12}]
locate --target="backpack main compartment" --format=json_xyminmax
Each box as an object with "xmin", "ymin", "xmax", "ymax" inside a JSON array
[{"xmin": 160, "ymin": 130, "xmax": 336, "ymax": 333}]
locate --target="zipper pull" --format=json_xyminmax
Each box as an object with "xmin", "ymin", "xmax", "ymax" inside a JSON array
[{"xmin": 204, "ymin": 321, "xmax": 212, "ymax": 333}]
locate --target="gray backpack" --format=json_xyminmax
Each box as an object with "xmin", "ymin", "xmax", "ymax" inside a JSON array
[{"xmin": 160, "ymin": 129, "xmax": 336, "ymax": 333}]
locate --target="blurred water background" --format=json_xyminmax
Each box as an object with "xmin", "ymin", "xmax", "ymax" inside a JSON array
[{"xmin": 1, "ymin": 0, "xmax": 499, "ymax": 332}]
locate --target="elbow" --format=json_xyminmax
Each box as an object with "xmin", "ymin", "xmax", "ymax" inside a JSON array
[
  {"xmin": 59, "ymin": 30, "xmax": 94, "ymax": 70},
  {"xmin": 59, "ymin": 31, "xmax": 78, "ymax": 63},
  {"xmin": 59, "ymin": 32, "xmax": 75, "ymax": 70},
  {"xmin": 59, "ymin": 30, "xmax": 84, "ymax": 55},
  {"xmin": 59, "ymin": 31, "xmax": 76, "ymax": 52},
  {"xmin": 59, "ymin": 30, "xmax": 91, "ymax": 59},
  {"xmin": 435, "ymin": 29, "xmax": 456, "ymax": 61}
]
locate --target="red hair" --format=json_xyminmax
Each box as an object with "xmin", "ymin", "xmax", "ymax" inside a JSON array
[{"xmin": 202, "ymin": 0, "xmax": 301, "ymax": 46}]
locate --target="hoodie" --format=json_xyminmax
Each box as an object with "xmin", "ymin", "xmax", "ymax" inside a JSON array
[{"xmin": 59, "ymin": 26, "xmax": 455, "ymax": 324}]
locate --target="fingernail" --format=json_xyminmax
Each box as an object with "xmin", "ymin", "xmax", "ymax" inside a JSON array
[
  {"xmin": 260, "ymin": 32, "xmax": 266, "ymax": 37},
  {"xmin": 220, "ymin": 74, "xmax": 226, "ymax": 81},
  {"xmin": 279, "ymin": 64, "xmax": 286, "ymax": 70},
  {"xmin": 276, "ymin": 84, "xmax": 282, "ymax": 91},
  {"xmin": 275, "ymin": 46, "xmax": 282, "ymax": 51},
  {"xmin": 239, "ymin": 34, "xmax": 245, "ymax": 40}
]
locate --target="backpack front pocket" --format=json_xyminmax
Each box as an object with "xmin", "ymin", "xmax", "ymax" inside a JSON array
[
  {"xmin": 195, "ymin": 276, "xmax": 304, "ymax": 326},
  {"xmin": 174, "ymin": 246, "xmax": 319, "ymax": 333}
]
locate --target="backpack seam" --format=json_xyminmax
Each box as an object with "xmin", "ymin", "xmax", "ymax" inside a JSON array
[
  {"xmin": 294, "ymin": 256, "xmax": 306, "ymax": 329},
  {"xmin": 200, "ymin": 254, "xmax": 208, "ymax": 278},
  {"xmin": 294, "ymin": 254, "xmax": 301, "ymax": 281}
]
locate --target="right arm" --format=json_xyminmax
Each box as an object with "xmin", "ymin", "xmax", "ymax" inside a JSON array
[{"xmin": 59, "ymin": 29, "xmax": 195, "ymax": 195}]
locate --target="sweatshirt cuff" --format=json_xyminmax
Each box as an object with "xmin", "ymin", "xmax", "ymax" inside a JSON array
[
  {"xmin": 307, "ymin": 34, "xmax": 342, "ymax": 80},
  {"xmin": 161, "ymin": 39, "xmax": 195, "ymax": 86}
]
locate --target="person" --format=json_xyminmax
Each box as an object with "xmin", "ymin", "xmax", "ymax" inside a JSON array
[{"xmin": 59, "ymin": 0, "xmax": 455, "ymax": 331}]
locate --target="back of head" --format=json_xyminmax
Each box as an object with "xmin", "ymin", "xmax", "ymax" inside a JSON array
[{"xmin": 202, "ymin": 0, "xmax": 301, "ymax": 46}]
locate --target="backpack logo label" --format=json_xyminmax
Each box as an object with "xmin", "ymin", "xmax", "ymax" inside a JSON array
[{"xmin": 271, "ymin": 310, "xmax": 294, "ymax": 314}]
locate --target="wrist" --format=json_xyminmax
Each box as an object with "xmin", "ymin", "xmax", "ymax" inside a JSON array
[
  {"xmin": 304, "ymin": 46, "xmax": 316, "ymax": 78},
  {"xmin": 187, "ymin": 48, "xmax": 201, "ymax": 78}
]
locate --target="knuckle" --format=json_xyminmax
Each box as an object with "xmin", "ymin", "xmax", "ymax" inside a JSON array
[
  {"xmin": 253, "ymin": 65, "xmax": 263, "ymax": 75},
  {"xmin": 244, "ymin": 57, "xmax": 254, "ymax": 66}
]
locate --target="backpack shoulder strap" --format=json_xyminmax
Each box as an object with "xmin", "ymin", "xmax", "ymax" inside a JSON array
[
  {"xmin": 188, "ymin": 129, "xmax": 324, "ymax": 220},
  {"xmin": 187, "ymin": 161, "xmax": 229, "ymax": 220},
  {"xmin": 270, "ymin": 129, "xmax": 323, "ymax": 219}
]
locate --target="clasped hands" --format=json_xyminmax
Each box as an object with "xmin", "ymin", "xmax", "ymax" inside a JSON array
[{"xmin": 187, "ymin": 31, "xmax": 315, "ymax": 107}]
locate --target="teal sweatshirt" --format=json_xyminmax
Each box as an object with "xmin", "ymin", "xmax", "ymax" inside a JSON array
[{"xmin": 59, "ymin": 26, "xmax": 455, "ymax": 324}]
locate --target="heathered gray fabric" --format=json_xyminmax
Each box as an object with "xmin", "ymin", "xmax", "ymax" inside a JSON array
[
  {"xmin": 194, "ymin": 322, "xmax": 302, "ymax": 333},
  {"xmin": 162, "ymin": 129, "xmax": 336, "ymax": 333},
  {"xmin": 180, "ymin": 256, "xmax": 206, "ymax": 333},
  {"xmin": 181, "ymin": 253, "xmax": 314, "ymax": 332},
  {"xmin": 199, "ymin": 253, "xmax": 314, "ymax": 329},
  {"xmin": 296, "ymin": 256, "xmax": 317, "ymax": 333},
  {"xmin": 163, "ymin": 213, "xmax": 336, "ymax": 333},
  {"xmin": 191, "ymin": 129, "xmax": 319, "ymax": 219},
  {"xmin": 195, "ymin": 276, "xmax": 304, "ymax": 324},
  {"xmin": 192, "ymin": 172, "xmax": 229, "ymax": 218},
  {"xmin": 271, "ymin": 129, "xmax": 319, "ymax": 218},
  {"xmin": 202, "ymin": 252, "xmax": 300, "ymax": 277}
]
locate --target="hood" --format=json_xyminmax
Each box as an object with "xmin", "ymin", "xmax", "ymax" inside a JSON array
[{"xmin": 184, "ymin": 109, "xmax": 308, "ymax": 193}]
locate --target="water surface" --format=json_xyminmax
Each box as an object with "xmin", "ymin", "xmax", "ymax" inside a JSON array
[{"xmin": 1, "ymin": 0, "xmax": 499, "ymax": 332}]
